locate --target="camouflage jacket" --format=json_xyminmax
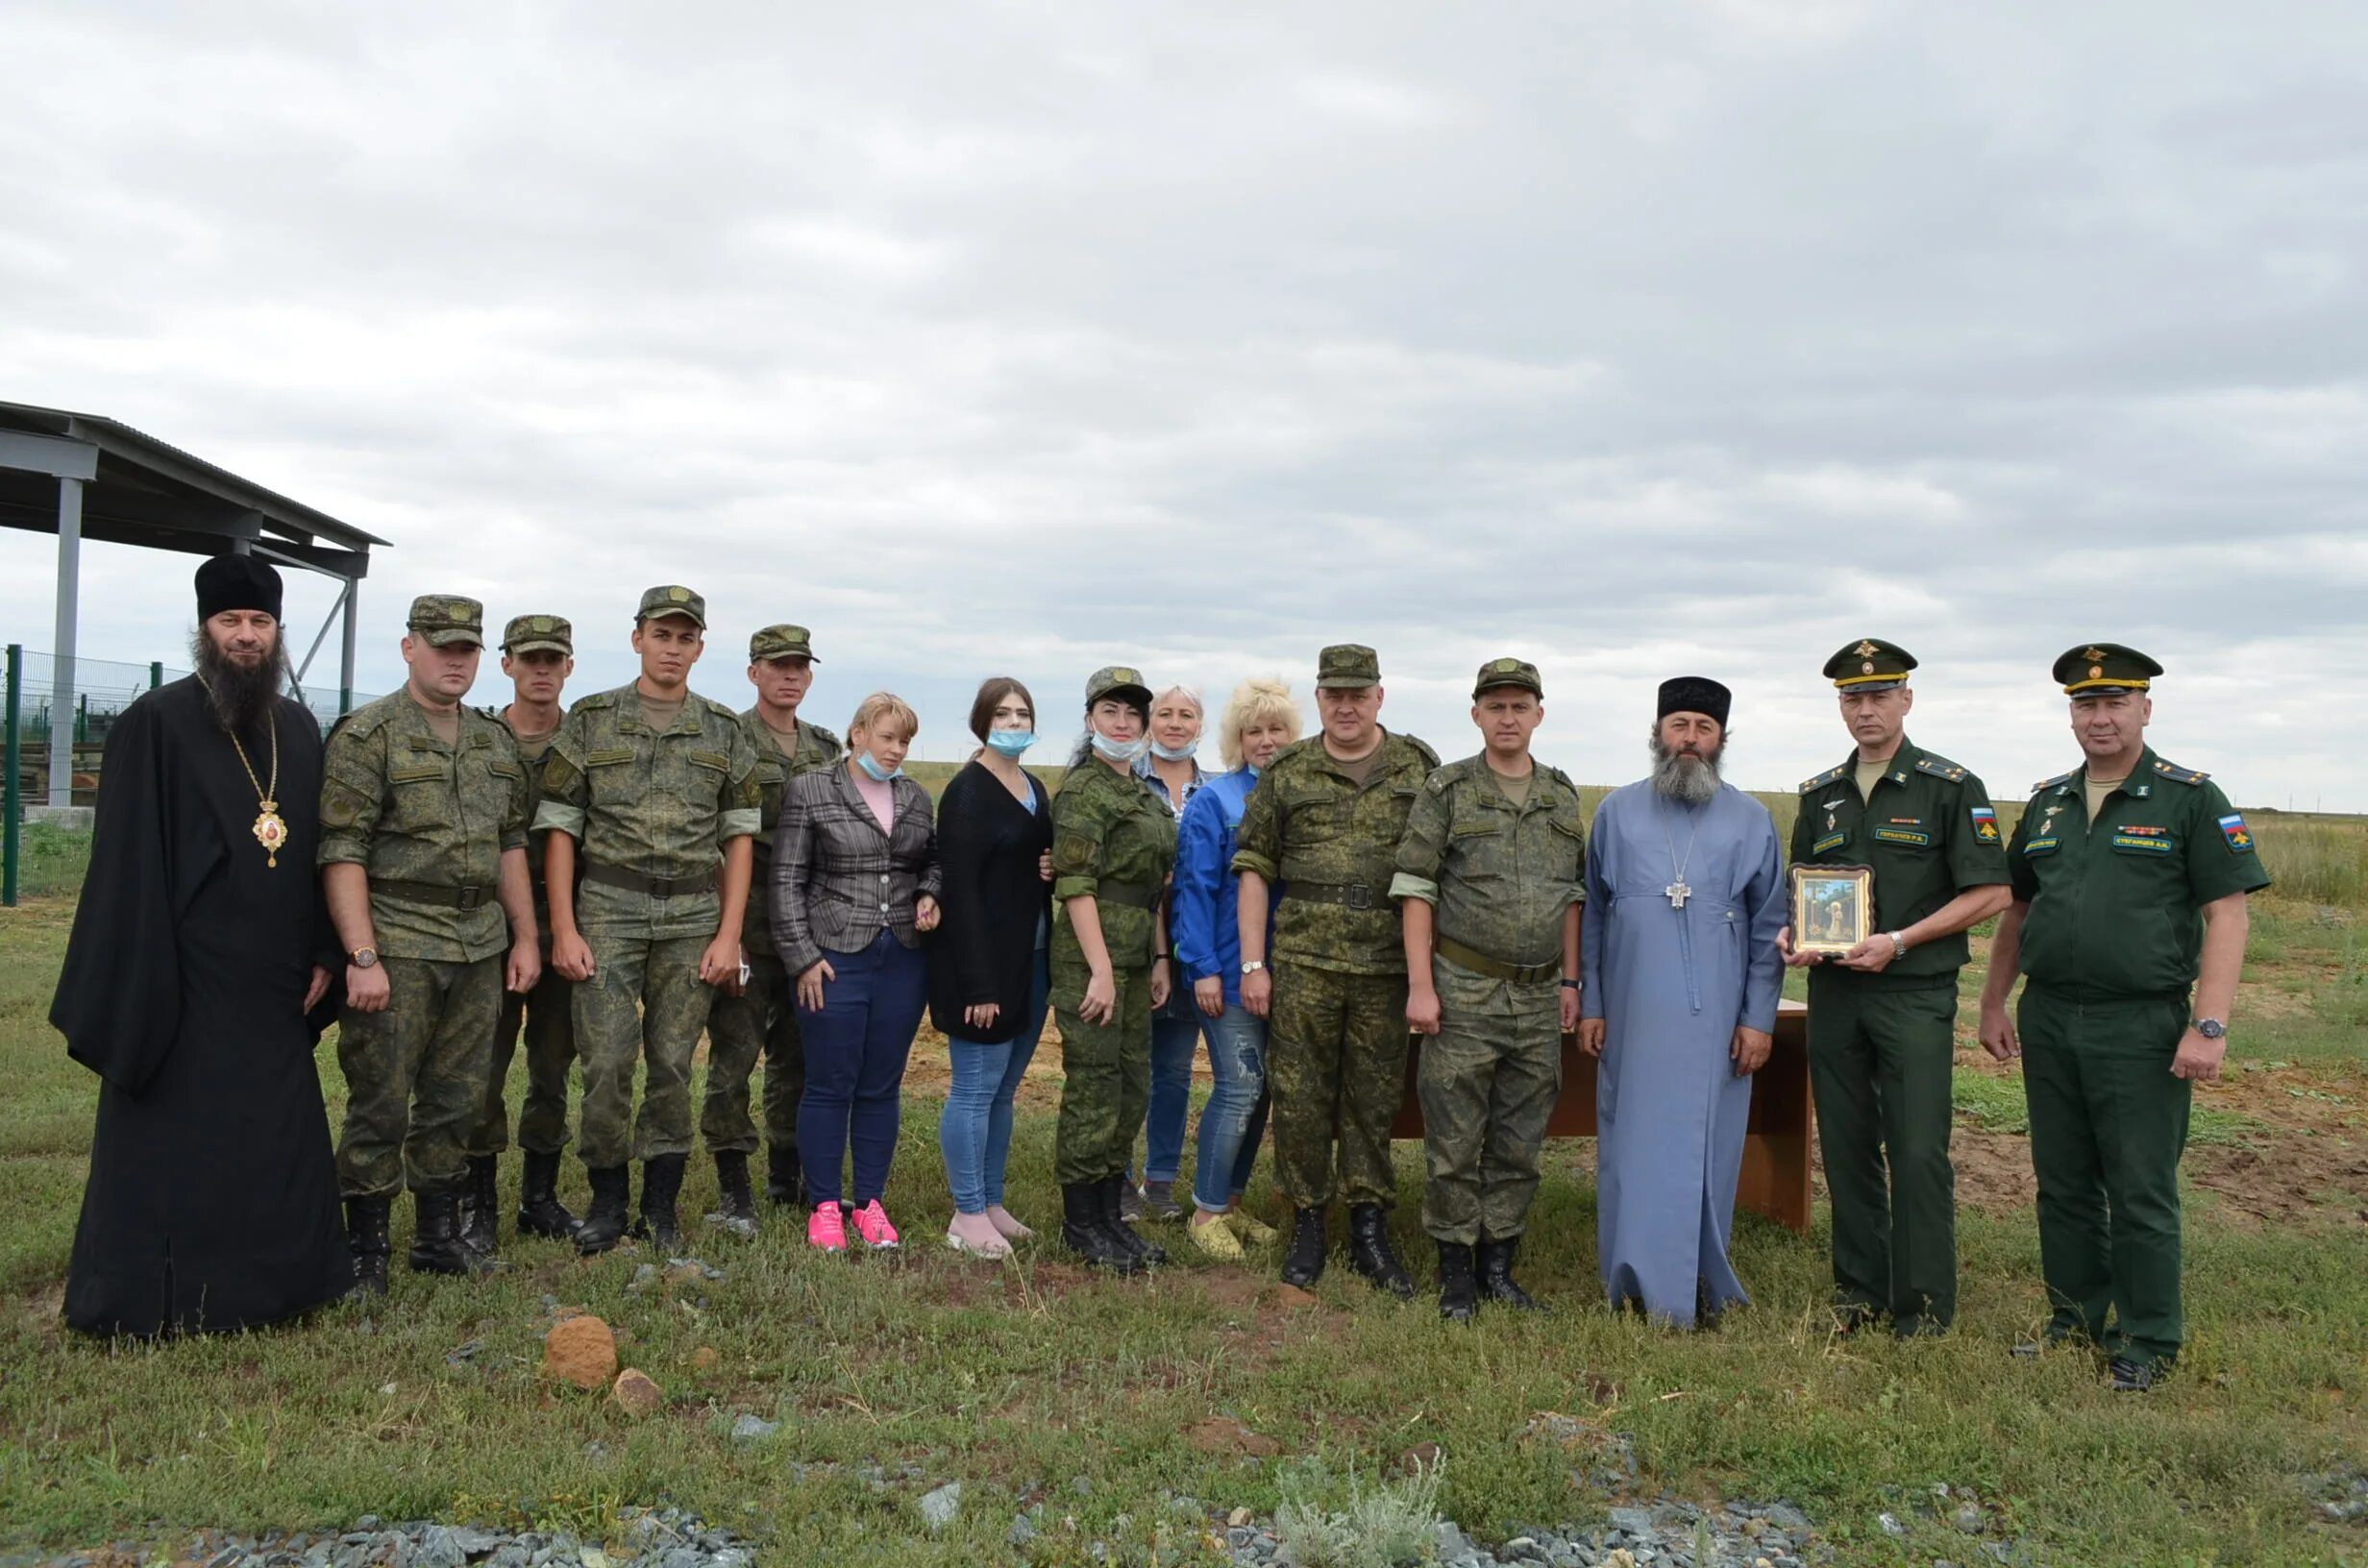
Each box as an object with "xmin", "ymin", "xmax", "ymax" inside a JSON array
[
  {"xmin": 319, "ymin": 692, "xmax": 530, "ymax": 964},
  {"xmin": 1051, "ymin": 755, "xmax": 1179, "ymax": 972},
  {"xmin": 496, "ymin": 710, "xmax": 563, "ymax": 920},
  {"xmin": 742, "ymin": 709, "xmax": 843, "ymax": 933},
  {"xmin": 1232, "ymin": 727, "xmax": 1440, "ymax": 975},
  {"xmin": 1391, "ymin": 753, "xmax": 1587, "ymax": 970}
]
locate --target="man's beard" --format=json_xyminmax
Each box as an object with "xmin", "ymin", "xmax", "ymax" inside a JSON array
[
  {"xmin": 1648, "ymin": 727, "xmax": 1727, "ymax": 805},
  {"xmin": 191, "ymin": 626, "xmax": 292, "ymax": 733}
]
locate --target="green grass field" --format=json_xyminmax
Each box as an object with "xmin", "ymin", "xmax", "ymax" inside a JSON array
[{"xmin": 1, "ymin": 821, "xmax": 2363, "ymax": 1564}]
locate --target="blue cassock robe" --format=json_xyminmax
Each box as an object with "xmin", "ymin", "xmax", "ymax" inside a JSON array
[{"xmin": 1580, "ymin": 777, "xmax": 1784, "ymax": 1326}]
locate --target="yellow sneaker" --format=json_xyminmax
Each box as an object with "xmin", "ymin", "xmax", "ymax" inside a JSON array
[
  {"xmin": 1225, "ymin": 1209, "xmax": 1281, "ymax": 1246},
  {"xmin": 1186, "ymin": 1213, "xmax": 1246, "ymax": 1262}
]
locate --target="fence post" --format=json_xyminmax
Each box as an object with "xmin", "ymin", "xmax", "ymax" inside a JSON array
[
  {"xmin": 149, "ymin": 660, "xmax": 162, "ymax": 691},
  {"xmin": 4, "ymin": 645, "xmax": 22, "ymax": 908}
]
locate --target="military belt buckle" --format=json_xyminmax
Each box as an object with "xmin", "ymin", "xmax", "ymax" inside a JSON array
[
  {"xmin": 1344, "ymin": 884, "xmax": 1373, "ymax": 910},
  {"xmin": 456, "ymin": 886, "xmax": 485, "ymax": 910}
]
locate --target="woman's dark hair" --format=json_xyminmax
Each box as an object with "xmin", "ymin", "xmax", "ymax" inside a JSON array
[
  {"xmin": 1067, "ymin": 690, "xmax": 1151, "ymax": 770},
  {"xmin": 968, "ymin": 676, "xmax": 1038, "ymax": 746}
]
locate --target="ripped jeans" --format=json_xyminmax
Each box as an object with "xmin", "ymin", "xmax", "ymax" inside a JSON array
[{"xmin": 1191, "ymin": 1004, "xmax": 1272, "ymax": 1214}]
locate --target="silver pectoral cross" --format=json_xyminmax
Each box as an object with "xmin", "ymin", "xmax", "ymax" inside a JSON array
[{"xmin": 1665, "ymin": 880, "xmax": 1692, "ymax": 909}]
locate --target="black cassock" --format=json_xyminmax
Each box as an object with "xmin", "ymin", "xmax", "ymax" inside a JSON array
[{"xmin": 50, "ymin": 675, "xmax": 353, "ymax": 1336}]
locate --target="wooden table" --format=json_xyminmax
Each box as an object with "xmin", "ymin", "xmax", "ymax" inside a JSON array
[{"xmin": 1390, "ymin": 997, "xmax": 1813, "ymax": 1233}]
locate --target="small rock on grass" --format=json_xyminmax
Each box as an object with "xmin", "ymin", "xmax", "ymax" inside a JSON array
[
  {"xmin": 918, "ymin": 1482, "xmax": 962, "ymax": 1530},
  {"xmin": 611, "ymin": 1369, "xmax": 664, "ymax": 1417},
  {"xmin": 539, "ymin": 1316, "xmax": 617, "ymax": 1391}
]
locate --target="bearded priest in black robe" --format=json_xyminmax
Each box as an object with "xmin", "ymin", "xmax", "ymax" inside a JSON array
[{"xmin": 51, "ymin": 554, "xmax": 355, "ymax": 1335}]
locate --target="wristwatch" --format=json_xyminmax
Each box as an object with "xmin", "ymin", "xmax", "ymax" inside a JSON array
[
  {"xmin": 2192, "ymin": 1017, "xmax": 2227, "ymax": 1040},
  {"xmin": 1886, "ymin": 931, "xmax": 1909, "ymax": 960},
  {"xmin": 1241, "ymin": 959, "xmax": 1267, "ymax": 976},
  {"xmin": 349, "ymin": 946, "xmax": 379, "ymax": 968},
  {"xmin": 1560, "ymin": 979, "xmax": 1583, "ymax": 992}
]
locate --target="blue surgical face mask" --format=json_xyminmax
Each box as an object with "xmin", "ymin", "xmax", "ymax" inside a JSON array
[
  {"xmin": 1091, "ymin": 731, "xmax": 1152, "ymax": 765},
  {"xmin": 1149, "ymin": 740, "xmax": 1197, "ymax": 763},
  {"xmin": 1246, "ymin": 763, "xmax": 1263, "ymax": 780},
  {"xmin": 984, "ymin": 729, "xmax": 1035, "ymax": 758},
  {"xmin": 855, "ymin": 751, "xmax": 903, "ymax": 783}
]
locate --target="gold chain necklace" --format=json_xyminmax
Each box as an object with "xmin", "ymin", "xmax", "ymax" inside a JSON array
[{"xmin": 198, "ymin": 678, "xmax": 286, "ymax": 867}]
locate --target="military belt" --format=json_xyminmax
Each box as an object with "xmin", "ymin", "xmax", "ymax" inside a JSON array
[
  {"xmin": 581, "ymin": 862, "xmax": 717, "ymax": 898},
  {"xmin": 1094, "ymin": 877, "xmax": 1160, "ymax": 911},
  {"xmin": 371, "ymin": 877, "xmax": 496, "ymax": 911},
  {"xmin": 1434, "ymin": 935, "xmax": 1559, "ymax": 985},
  {"xmin": 1288, "ymin": 880, "xmax": 1381, "ymax": 911}
]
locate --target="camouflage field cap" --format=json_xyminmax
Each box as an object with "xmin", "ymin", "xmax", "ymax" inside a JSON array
[
  {"xmin": 1472, "ymin": 655, "xmax": 1543, "ymax": 699},
  {"xmin": 2054, "ymin": 642, "xmax": 2160, "ymax": 696},
  {"xmin": 1085, "ymin": 665, "xmax": 1154, "ymax": 707},
  {"xmin": 1316, "ymin": 643, "xmax": 1381, "ymax": 690},
  {"xmin": 407, "ymin": 594, "xmax": 485, "ymax": 649},
  {"xmin": 750, "ymin": 624, "xmax": 820, "ymax": 662},
  {"xmin": 635, "ymin": 584, "xmax": 707, "ymax": 628},
  {"xmin": 1824, "ymin": 637, "xmax": 1916, "ymax": 692},
  {"xmin": 502, "ymin": 613, "xmax": 573, "ymax": 656}
]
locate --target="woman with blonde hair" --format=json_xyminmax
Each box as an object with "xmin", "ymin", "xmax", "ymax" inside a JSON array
[{"xmin": 1127, "ymin": 683, "xmax": 1210, "ymax": 1220}]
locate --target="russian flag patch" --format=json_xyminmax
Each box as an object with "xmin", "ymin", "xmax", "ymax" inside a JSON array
[
  {"xmin": 2219, "ymin": 813, "xmax": 2256, "ymax": 853},
  {"xmin": 1970, "ymin": 805, "xmax": 1999, "ymax": 843}
]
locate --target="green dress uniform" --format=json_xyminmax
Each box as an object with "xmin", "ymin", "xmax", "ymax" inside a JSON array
[
  {"xmin": 701, "ymin": 625, "xmax": 842, "ymax": 1203},
  {"xmin": 1390, "ymin": 660, "xmax": 1585, "ymax": 1256},
  {"xmin": 2006, "ymin": 645, "xmax": 2269, "ymax": 1371},
  {"xmin": 318, "ymin": 598, "xmax": 530, "ymax": 1210},
  {"xmin": 1792, "ymin": 639, "xmax": 2008, "ymax": 1335}
]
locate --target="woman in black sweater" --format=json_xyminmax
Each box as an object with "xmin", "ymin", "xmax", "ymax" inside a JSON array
[{"xmin": 929, "ymin": 677, "xmax": 1056, "ymax": 1258}]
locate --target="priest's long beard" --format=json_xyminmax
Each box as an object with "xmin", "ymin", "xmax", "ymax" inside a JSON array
[
  {"xmin": 191, "ymin": 627, "xmax": 292, "ymax": 735},
  {"xmin": 1647, "ymin": 728, "xmax": 1726, "ymax": 805}
]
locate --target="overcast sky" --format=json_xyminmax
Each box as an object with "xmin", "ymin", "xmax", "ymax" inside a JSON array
[{"xmin": 4, "ymin": 2, "xmax": 2363, "ymax": 810}]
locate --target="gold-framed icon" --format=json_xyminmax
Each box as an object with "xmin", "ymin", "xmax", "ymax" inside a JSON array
[{"xmin": 1789, "ymin": 864, "xmax": 1872, "ymax": 955}]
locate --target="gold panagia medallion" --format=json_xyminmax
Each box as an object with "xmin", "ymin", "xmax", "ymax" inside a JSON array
[{"xmin": 254, "ymin": 803, "xmax": 288, "ymax": 868}]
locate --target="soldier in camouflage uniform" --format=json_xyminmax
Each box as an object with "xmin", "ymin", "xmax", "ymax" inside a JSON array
[
  {"xmin": 458, "ymin": 614, "xmax": 583, "ymax": 1253},
  {"xmin": 534, "ymin": 586, "xmax": 763, "ymax": 1255},
  {"xmin": 1050, "ymin": 667, "xmax": 1178, "ymax": 1274},
  {"xmin": 1232, "ymin": 644, "xmax": 1438, "ymax": 1295},
  {"xmin": 1393, "ymin": 658, "xmax": 1585, "ymax": 1320},
  {"xmin": 699, "ymin": 624, "xmax": 843, "ymax": 1232},
  {"xmin": 320, "ymin": 596, "xmax": 538, "ymax": 1291}
]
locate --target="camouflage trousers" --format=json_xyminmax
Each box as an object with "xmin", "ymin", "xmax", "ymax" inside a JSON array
[
  {"xmin": 336, "ymin": 955, "xmax": 503, "ymax": 1198},
  {"xmin": 701, "ymin": 940, "xmax": 805, "ymax": 1157},
  {"xmin": 573, "ymin": 931, "xmax": 718, "ymax": 1168},
  {"xmin": 465, "ymin": 931, "xmax": 576, "ymax": 1158},
  {"xmin": 1269, "ymin": 963, "xmax": 1411, "ymax": 1210},
  {"xmin": 1417, "ymin": 970, "xmax": 1563, "ymax": 1245},
  {"xmin": 1051, "ymin": 955, "xmax": 1152, "ymax": 1187}
]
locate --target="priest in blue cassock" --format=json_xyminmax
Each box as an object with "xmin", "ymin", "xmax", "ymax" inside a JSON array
[{"xmin": 1577, "ymin": 675, "xmax": 1785, "ymax": 1328}]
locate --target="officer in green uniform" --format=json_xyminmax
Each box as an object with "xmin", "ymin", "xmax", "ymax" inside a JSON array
[
  {"xmin": 700, "ymin": 623, "xmax": 843, "ymax": 1233},
  {"xmin": 1977, "ymin": 645, "xmax": 2268, "ymax": 1390},
  {"xmin": 459, "ymin": 614, "xmax": 582, "ymax": 1253},
  {"xmin": 319, "ymin": 596, "xmax": 538, "ymax": 1291},
  {"xmin": 1233, "ymin": 644, "xmax": 1439, "ymax": 1295},
  {"xmin": 1050, "ymin": 666, "xmax": 1178, "ymax": 1273},
  {"xmin": 1392, "ymin": 658, "xmax": 1585, "ymax": 1321},
  {"xmin": 1780, "ymin": 639, "xmax": 2010, "ymax": 1337},
  {"xmin": 534, "ymin": 586, "xmax": 763, "ymax": 1255}
]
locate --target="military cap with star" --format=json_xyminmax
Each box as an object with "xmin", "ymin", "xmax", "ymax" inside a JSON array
[
  {"xmin": 749, "ymin": 624, "xmax": 820, "ymax": 662},
  {"xmin": 1472, "ymin": 655, "xmax": 1543, "ymax": 699},
  {"xmin": 1316, "ymin": 644, "xmax": 1382, "ymax": 689},
  {"xmin": 502, "ymin": 613, "xmax": 573, "ymax": 655},
  {"xmin": 2054, "ymin": 642, "xmax": 2160, "ymax": 696},
  {"xmin": 1823, "ymin": 637, "xmax": 1917, "ymax": 692},
  {"xmin": 407, "ymin": 594, "xmax": 485, "ymax": 648},
  {"xmin": 1085, "ymin": 665, "xmax": 1154, "ymax": 707},
  {"xmin": 635, "ymin": 584, "xmax": 707, "ymax": 628}
]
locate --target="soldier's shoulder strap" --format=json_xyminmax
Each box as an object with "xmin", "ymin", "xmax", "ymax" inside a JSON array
[
  {"xmin": 2030, "ymin": 767, "xmax": 2080, "ymax": 796},
  {"xmin": 1540, "ymin": 762, "xmax": 1579, "ymax": 795},
  {"xmin": 2147, "ymin": 755, "xmax": 2210, "ymax": 786},
  {"xmin": 1424, "ymin": 754, "xmax": 1482, "ymax": 794},
  {"xmin": 1266, "ymin": 737, "xmax": 1320, "ymax": 773},
  {"xmin": 1799, "ymin": 761, "xmax": 1849, "ymax": 795},
  {"xmin": 1395, "ymin": 730, "xmax": 1442, "ymax": 771},
  {"xmin": 1912, "ymin": 751, "xmax": 1971, "ymax": 784},
  {"xmin": 804, "ymin": 721, "xmax": 844, "ymax": 752},
  {"xmin": 477, "ymin": 702, "xmax": 502, "ymax": 721},
  {"xmin": 572, "ymin": 687, "xmax": 618, "ymax": 713},
  {"xmin": 700, "ymin": 695, "xmax": 740, "ymax": 723},
  {"xmin": 328, "ymin": 692, "xmax": 400, "ymax": 745}
]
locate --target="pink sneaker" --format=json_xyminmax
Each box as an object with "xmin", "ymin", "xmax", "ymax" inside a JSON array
[
  {"xmin": 807, "ymin": 1203, "xmax": 848, "ymax": 1252},
  {"xmin": 850, "ymin": 1199, "xmax": 900, "ymax": 1249}
]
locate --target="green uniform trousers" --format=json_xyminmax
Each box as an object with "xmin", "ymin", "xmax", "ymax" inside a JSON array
[
  {"xmin": 1052, "ymin": 957, "xmax": 1152, "ymax": 1186},
  {"xmin": 1806, "ymin": 971, "xmax": 1960, "ymax": 1332},
  {"xmin": 701, "ymin": 943, "xmax": 805, "ymax": 1156},
  {"xmin": 465, "ymin": 932, "xmax": 576, "ymax": 1158},
  {"xmin": 573, "ymin": 932, "xmax": 718, "ymax": 1167},
  {"xmin": 1269, "ymin": 964, "xmax": 1410, "ymax": 1210},
  {"xmin": 1417, "ymin": 973, "xmax": 1562, "ymax": 1245},
  {"xmin": 2019, "ymin": 985, "xmax": 2192, "ymax": 1368},
  {"xmin": 336, "ymin": 955, "xmax": 503, "ymax": 1198}
]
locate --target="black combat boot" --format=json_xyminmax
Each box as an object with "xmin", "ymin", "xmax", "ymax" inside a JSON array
[
  {"xmin": 346, "ymin": 1195, "xmax": 392, "ymax": 1298},
  {"xmin": 459, "ymin": 1154, "xmax": 501, "ymax": 1257},
  {"xmin": 516, "ymin": 1149, "xmax": 581, "ymax": 1239},
  {"xmin": 1061, "ymin": 1182, "xmax": 1142, "ymax": 1273},
  {"xmin": 1346, "ymin": 1204, "xmax": 1416, "ymax": 1298},
  {"xmin": 1099, "ymin": 1173, "xmax": 1165, "ymax": 1265},
  {"xmin": 408, "ymin": 1188, "xmax": 495, "ymax": 1276},
  {"xmin": 713, "ymin": 1150, "xmax": 759, "ymax": 1234},
  {"xmin": 766, "ymin": 1144, "xmax": 806, "ymax": 1208},
  {"xmin": 1281, "ymin": 1207, "xmax": 1327, "ymax": 1288},
  {"xmin": 631, "ymin": 1152, "xmax": 688, "ymax": 1252},
  {"xmin": 576, "ymin": 1164, "xmax": 631, "ymax": 1256},
  {"xmin": 1476, "ymin": 1235, "xmax": 1543, "ymax": 1311},
  {"xmin": 1437, "ymin": 1240, "xmax": 1479, "ymax": 1323}
]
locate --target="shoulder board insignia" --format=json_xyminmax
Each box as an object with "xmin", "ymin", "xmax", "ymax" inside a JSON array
[
  {"xmin": 809, "ymin": 723, "xmax": 843, "ymax": 749},
  {"xmin": 1401, "ymin": 732, "xmax": 1442, "ymax": 770},
  {"xmin": 1269, "ymin": 737, "xmax": 1318, "ymax": 770},
  {"xmin": 2031, "ymin": 769, "xmax": 2080, "ymax": 795},
  {"xmin": 702, "ymin": 696, "xmax": 738, "ymax": 720},
  {"xmin": 575, "ymin": 690, "xmax": 617, "ymax": 711},
  {"xmin": 477, "ymin": 703, "xmax": 500, "ymax": 720},
  {"xmin": 2149, "ymin": 757, "xmax": 2209, "ymax": 785},
  {"xmin": 1799, "ymin": 764, "xmax": 1848, "ymax": 795},
  {"xmin": 1913, "ymin": 755, "xmax": 1968, "ymax": 782}
]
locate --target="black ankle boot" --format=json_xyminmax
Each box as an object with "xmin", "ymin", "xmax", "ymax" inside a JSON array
[
  {"xmin": 516, "ymin": 1149, "xmax": 581, "ymax": 1239},
  {"xmin": 1281, "ymin": 1207, "xmax": 1327, "ymax": 1287},
  {"xmin": 408, "ymin": 1188, "xmax": 494, "ymax": 1276},
  {"xmin": 345, "ymin": 1195, "xmax": 392, "ymax": 1297},
  {"xmin": 1061, "ymin": 1182, "xmax": 1142, "ymax": 1273},
  {"xmin": 632, "ymin": 1153, "xmax": 688, "ymax": 1252},
  {"xmin": 1476, "ymin": 1235, "xmax": 1543, "ymax": 1311},
  {"xmin": 714, "ymin": 1150, "xmax": 759, "ymax": 1232},
  {"xmin": 1437, "ymin": 1240, "xmax": 1478, "ymax": 1322},
  {"xmin": 576, "ymin": 1164, "xmax": 631, "ymax": 1255},
  {"xmin": 459, "ymin": 1154, "xmax": 501, "ymax": 1257},
  {"xmin": 1346, "ymin": 1204, "xmax": 1415, "ymax": 1298},
  {"xmin": 766, "ymin": 1144, "xmax": 806, "ymax": 1208},
  {"xmin": 1099, "ymin": 1173, "xmax": 1165, "ymax": 1265}
]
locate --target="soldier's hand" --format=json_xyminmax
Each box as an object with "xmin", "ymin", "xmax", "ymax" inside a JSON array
[
  {"xmin": 304, "ymin": 965, "xmax": 333, "ymax": 1013},
  {"xmin": 1776, "ymin": 925, "xmax": 1821, "ymax": 968},
  {"xmin": 553, "ymin": 930, "xmax": 596, "ymax": 983},
  {"xmin": 1575, "ymin": 1017, "xmax": 1606, "ymax": 1057},
  {"xmin": 1730, "ymin": 1025, "xmax": 1773, "ymax": 1076},
  {"xmin": 1195, "ymin": 976, "xmax": 1225, "ymax": 1017},
  {"xmin": 2170, "ymin": 1028, "xmax": 2226, "ymax": 1082},
  {"xmin": 797, "ymin": 959, "xmax": 837, "ymax": 1012},
  {"xmin": 699, "ymin": 936, "xmax": 741, "ymax": 987},
  {"xmin": 1405, "ymin": 984, "xmax": 1442, "ymax": 1037},
  {"xmin": 965, "ymin": 1001, "xmax": 1001, "ymax": 1031},
  {"xmin": 1834, "ymin": 935, "xmax": 1895, "ymax": 973},
  {"xmin": 1560, "ymin": 985, "xmax": 1581, "ymax": 1035},
  {"xmin": 1148, "ymin": 965, "xmax": 1172, "ymax": 1010},
  {"xmin": 915, "ymin": 894, "xmax": 942, "ymax": 934},
  {"xmin": 1977, "ymin": 1004, "xmax": 2019, "ymax": 1063},
  {"xmin": 1081, "ymin": 968, "xmax": 1119, "ymax": 1026},
  {"xmin": 1242, "ymin": 967, "xmax": 1273, "ymax": 1019},
  {"xmin": 506, "ymin": 941, "xmax": 542, "ymax": 995},
  {"xmin": 1038, "ymin": 850, "xmax": 1054, "ymax": 883},
  {"xmin": 346, "ymin": 961, "xmax": 392, "ymax": 1014}
]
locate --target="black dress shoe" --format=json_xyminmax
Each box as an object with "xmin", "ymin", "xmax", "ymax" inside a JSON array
[
  {"xmin": 1345, "ymin": 1204, "xmax": 1415, "ymax": 1299},
  {"xmin": 2109, "ymin": 1357, "xmax": 2163, "ymax": 1392},
  {"xmin": 1281, "ymin": 1207, "xmax": 1327, "ymax": 1287},
  {"xmin": 1436, "ymin": 1240, "xmax": 1478, "ymax": 1323}
]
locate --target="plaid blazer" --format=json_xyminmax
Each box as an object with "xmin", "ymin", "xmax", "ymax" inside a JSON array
[{"xmin": 769, "ymin": 763, "xmax": 942, "ymax": 976}]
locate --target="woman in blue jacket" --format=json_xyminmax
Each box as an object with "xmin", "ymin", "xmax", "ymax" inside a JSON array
[{"xmin": 1171, "ymin": 676, "xmax": 1302, "ymax": 1261}]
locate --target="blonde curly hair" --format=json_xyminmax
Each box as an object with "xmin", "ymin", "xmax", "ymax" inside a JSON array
[{"xmin": 1219, "ymin": 676, "xmax": 1302, "ymax": 771}]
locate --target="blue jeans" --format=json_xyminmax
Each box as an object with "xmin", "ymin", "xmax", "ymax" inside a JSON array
[
  {"xmin": 1139, "ymin": 1009, "xmax": 1206, "ymax": 1183},
  {"xmin": 939, "ymin": 949, "xmax": 1051, "ymax": 1214},
  {"xmin": 1192, "ymin": 1005, "xmax": 1271, "ymax": 1213},
  {"xmin": 796, "ymin": 930, "xmax": 927, "ymax": 1207}
]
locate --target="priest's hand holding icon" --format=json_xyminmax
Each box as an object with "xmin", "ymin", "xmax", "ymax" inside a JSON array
[
  {"xmin": 1730, "ymin": 1024, "xmax": 1772, "ymax": 1075},
  {"xmin": 1775, "ymin": 925, "xmax": 1820, "ymax": 968},
  {"xmin": 1575, "ymin": 1017, "xmax": 1606, "ymax": 1057}
]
